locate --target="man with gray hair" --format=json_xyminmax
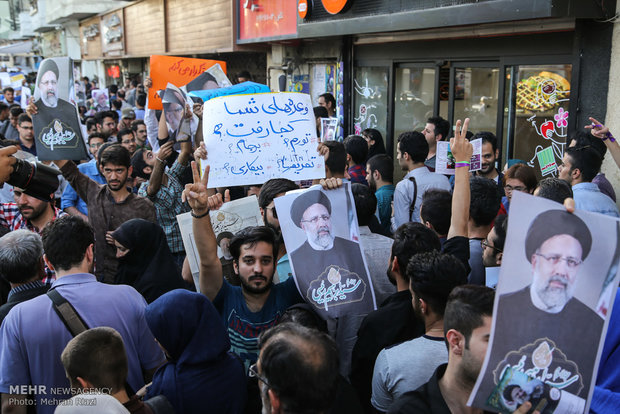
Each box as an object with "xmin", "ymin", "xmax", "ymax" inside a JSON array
[
  {"xmin": 0, "ymin": 229, "xmax": 49, "ymax": 324},
  {"xmin": 35, "ymin": 59, "xmax": 75, "ymax": 113}
]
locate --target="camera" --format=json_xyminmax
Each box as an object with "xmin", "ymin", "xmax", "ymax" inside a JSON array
[{"xmin": 7, "ymin": 158, "xmax": 60, "ymax": 202}]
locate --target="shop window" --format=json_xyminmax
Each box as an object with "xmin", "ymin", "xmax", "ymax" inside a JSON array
[
  {"xmin": 353, "ymin": 66, "xmax": 389, "ymax": 141},
  {"xmin": 452, "ymin": 66, "xmax": 499, "ymax": 135},
  {"xmin": 505, "ymin": 64, "xmax": 571, "ymax": 177}
]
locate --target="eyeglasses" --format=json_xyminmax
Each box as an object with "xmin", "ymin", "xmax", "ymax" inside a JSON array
[
  {"xmin": 535, "ymin": 253, "xmax": 582, "ymax": 268},
  {"xmin": 481, "ymin": 239, "xmax": 502, "ymax": 253},
  {"xmin": 504, "ymin": 185, "xmax": 527, "ymax": 192},
  {"xmin": 248, "ymin": 363, "xmax": 270, "ymax": 387},
  {"xmin": 89, "ymin": 142, "xmax": 104, "ymax": 148},
  {"xmin": 19, "ymin": 125, "xmax": 33, "ymax": 130},
  {"xmin": 301, "ymin": 215, "xmax": 330, "ymax": 224}
]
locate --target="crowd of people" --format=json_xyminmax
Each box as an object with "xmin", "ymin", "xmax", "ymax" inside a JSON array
[{"xmin": 0, "ymin": 71, "xmax": 618, "ymax": 414}]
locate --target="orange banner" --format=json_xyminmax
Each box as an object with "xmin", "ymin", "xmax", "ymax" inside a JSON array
[{"xmin": 148, "ymin": 55, "xmax": 227, "ymax": 110}]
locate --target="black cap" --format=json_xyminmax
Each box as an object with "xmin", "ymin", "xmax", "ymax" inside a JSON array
[
  {"xmin": 524, "ymin": 210, "xmax": 592, "ymax": 262},
  {"xmin": 290, "ymin": 190, "xmax": 331, "ymax": 228},
  {"xmin": 216, "ymin": 231, "xmax": 234, "ymax": 245}
]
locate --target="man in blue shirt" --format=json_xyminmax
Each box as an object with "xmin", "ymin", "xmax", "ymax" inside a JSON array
[
  {"xmin": 61, "ymin": 133, "xmax": 106, "ymax": 220},
  {"xmin": 185, "ymin": 164, "xmax": 302, "ymax": 369},
  {"xmin": 367, "ymin": 154, "xmax": 395, "ymax": 235},
  {"xmin": 0, "ymin": 216, "xmax": 164, "ymax": 414},
  {"xmin": 559, "ymin": 146, "xmax": 619, "ymax": 218}
]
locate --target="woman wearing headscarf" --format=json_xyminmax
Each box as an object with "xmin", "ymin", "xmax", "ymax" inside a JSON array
[
  {"xmin": 111, "ymin": 219, "xmax": 186, "ymax": 303},
  {"xmin": 145, "ymin": 289, "xmax": 247, "ymax": 414},
  {"xmin": 363, "ymin": 128, "xmax": 387, "ymax": 162}
]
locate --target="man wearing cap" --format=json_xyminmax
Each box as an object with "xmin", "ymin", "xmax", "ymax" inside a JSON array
[
  {"xmin": 120, "ymin": 107, "xmax": 136, "ymax": 130},
  {"xmin": 482, "ymin": 209, "xmax": 603, "ymax": 401}
]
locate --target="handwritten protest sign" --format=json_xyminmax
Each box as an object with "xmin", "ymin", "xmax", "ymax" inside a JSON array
[
  {"xmin": 202, "ymin": 92, "xmax": 325, "ymax": 188},
  {"xmin": 435, "ymin": 138, "xmax": 482, "ymax": 175},
  {"xmin": 32, "ymin": 57, "xmax": 88, "ymax": 161},
  {"xmin": 469, "ymin": 192, "xmax": 620, "ymax": 413},
  {"xmin": 274, "ymin": 184, "xmax": 376, "ymax": 319},
  {"xmin": 188, "ymin": 81, "xmax": 270, "ymax": 103},
  {"xmin": 148, "ymin": 55, "xmax": 227, "ymax": 110},
  {"xmin": 177, "ymin": 195, "xmax": 263, "ymax": 291}
]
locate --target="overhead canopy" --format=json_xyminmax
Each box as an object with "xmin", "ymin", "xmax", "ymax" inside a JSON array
[{"xmin": 0, "ymin": 41, "xmax": 33, "ymax": 55}]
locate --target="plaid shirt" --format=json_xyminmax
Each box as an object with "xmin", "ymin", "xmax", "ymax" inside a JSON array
[
  {"xmin": 0, "ymin": 203, "xmax": 66, "ymax": 284},
  {"xmin": 138, "ymin": 159, "xmax": 190, "ymax": 253}
]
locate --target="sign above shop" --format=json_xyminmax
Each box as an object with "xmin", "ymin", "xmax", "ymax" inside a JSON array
[
  {"xmin": 238, "ymin": 0, "xmax": 297, "ymax": 41},
  {"xmin": 101, "ymin": 12, "xmax": 124, "ymax": 56},
  {"xmin": 321, "ymin": 0, "xmax": 353, "ymax": 14},
  {"xmin": 298, "ymin": 0, "xmax": 311, "ymax": 19}
]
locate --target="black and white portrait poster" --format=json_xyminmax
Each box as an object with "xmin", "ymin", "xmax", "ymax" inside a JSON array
[
  {"xmin": 470, "ymin": 192, "xmax": 620, "ymax": 413},
  {"xmin": 274, "ymin": 183, "xmax": 377, "ymax": 319},
  {"xmin": 161, "ymin": 83, "xmax": 196, "ymax": 143},
  {"xmin": 33, "ymin": 57, "xmax": 88, "ymax": 161}
]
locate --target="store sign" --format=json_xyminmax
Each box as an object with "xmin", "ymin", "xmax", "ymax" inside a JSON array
[
  {"xmin": 106, "ymin": 65, "xmax": 121, "ymax": 79},
  {"xmin": 101, "ymin": 12, "xmax": 124, "ymax": 55},
  {"xmin": 298, "ymin": 0, "xmax": 311, "ymax": 19},
  {"xmin": 321, "ymin": 0, "xmax": 353, "ymax": 14},
  {"xmin": 239, "ymin": 0, "xmax": 297, "ymax": 40}
]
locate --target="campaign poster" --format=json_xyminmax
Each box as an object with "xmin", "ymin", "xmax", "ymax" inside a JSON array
[
  {"xmin": 469, "ymin": 192, "xmax": 620, "ymax": 413},
  {"xmin": 32, "ymin": 57, "xmax": 89, "ymax": 161},
  {"xmin": 435, "ymin": 137, "xmax": 482, "ymax": 175},
  {"xmin": 91, "ymin": 88, "xmax": 110, "ymax": 112},
  {"xmin": 161, "ymin": 83, "xmax": 196, "ymax": 143},
  {"xmin": 201, "ymin": 92, "xmax": 325, "ymax": 188},
  {"xmin": 274, "ymin": 184, "xmax": 377, "ymax": 319},
  {"xmin": 148, "ymin": 55, "xmax": 227, "ymax": 110}
]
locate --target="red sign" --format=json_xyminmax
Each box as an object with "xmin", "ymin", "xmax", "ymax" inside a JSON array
[
  {"xmin": 321, "ymin": 0, "xmax": 352, "ymax": 14},
  {"xmin": 239, "ymin": 0, "xmax": 297, "ymax": 40},
  {"xmin": 298, "ymin": 0, "xmax": 309, "ymax": 19},
  {"xmin": 106, "ymin": 65, "xmax": 120, "ymax": 79}
]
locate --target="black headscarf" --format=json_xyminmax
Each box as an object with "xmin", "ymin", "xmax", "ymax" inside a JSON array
[{"xmin": 112, "ymin": 219, "xmax": 185, "ymax": 303}]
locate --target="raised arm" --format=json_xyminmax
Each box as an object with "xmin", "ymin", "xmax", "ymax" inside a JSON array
[
  {"xmin": 146, "ymin": 141, "xmax": 174, "ymax": 197},
  {"xmin": 586, "ymin": 117, "xmax": 620, "ymax": 170},
  {"xmin": 0, "ymin": 145, "xmax": 17, "ymax": 184},
  {"xmin": 182, "ymin": 162, "xmax": 224, "ymax": 301},
  {"xmin": 447, "ymin": 118, "xmax": 473, "ymax": 239}
]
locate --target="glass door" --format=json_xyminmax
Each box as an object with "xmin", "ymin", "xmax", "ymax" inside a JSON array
[
  {"xmin": 449, "ymin": 64, "xmax": 500, "ymax": 136},
  {"xmin": 392, "ymin": 64, "xmax": 437, "ymax": 181}
]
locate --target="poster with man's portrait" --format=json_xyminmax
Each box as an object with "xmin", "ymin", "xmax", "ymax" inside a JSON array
[
  {"xmin": 274, "ymin": 183, "xmax": 377, "ymax": 319},
  {"xmin": 32, "ymin": 57, "xmax": 88, "ymax": 161},
  {"xmin": 470, "ymin": 192, "xmax": 620, "ymax": 413},
  {"xmin": 161, "ymin": 83, "xmax": 196, "ymax": 143},
  {"xmin": 91, "ymin": 88, "xmax": 110, "ymax": 112}
]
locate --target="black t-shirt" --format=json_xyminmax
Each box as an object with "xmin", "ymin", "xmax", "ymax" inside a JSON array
[
  {"xmin": 349, "ymin": 235, "xmax": 470, "ymax": 413},
  {"xmin": 388, "ymin": 364, "xmax": 494, "ymax": 414}
]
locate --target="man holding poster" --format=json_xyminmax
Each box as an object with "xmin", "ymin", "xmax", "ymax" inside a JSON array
[{"xmin": 470, "ymin": 192, "xmax": 620, "ymax": 413}]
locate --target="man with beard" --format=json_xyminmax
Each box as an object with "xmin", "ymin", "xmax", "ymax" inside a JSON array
[
  {"xmin": 471, "ymin": 132, "xmax": 504, "ymax": 196},
  {"xmin": 258, "ymin": 178, "xmax": 299, "ymax": 283},
  {"xmin": 481, "ymin": 209, "xmax": 604, "ymax": 402},
  {"xmin": 372, "ymin": 251, "xmax": 466, "ymax": 412},
  {"xmin": 288, "ymin": 188, "xmax": 368, "ymax": 288},
  {"xmin": 0, "ymin": 216, "xmax": 164, "ymax": 414},
  {"xmin": 388, "ymin": 285, "xmax": 496, "ymax": 414},
  {"xmin": 35, "ymin": 59, "xmax": 76, "ymax": 115},
  {"xmin": 94, "ymin": 110, "xmax": 118, "ymax": 141},
  {"xmin": 185, "ymin": 162, "xmax": 302, "ymax": 369},
  {"xmin": 54, "ymin": 144, "xmax": 156, "ymax": 283},
  {"xmin": 366, "ymin": 154, "xmax": 394, "ymax": 235}
]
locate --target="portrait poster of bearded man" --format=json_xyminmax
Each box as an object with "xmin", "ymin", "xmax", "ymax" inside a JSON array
[
  {"xmin": 32, "ymin": 57, "xmax": 88, "ymax": 160},
  {"xmin": 470, "ymin": 191, "xmax": 620, "ymax": 414},
  {"xmin": 275, "ymin": 183, "xmax": 376, "ymax": 319}
]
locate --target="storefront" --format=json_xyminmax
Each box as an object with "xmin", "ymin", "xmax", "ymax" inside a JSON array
[{"xmin": 297, "ymin": 0, "xmax": 615, "ymax": 178}]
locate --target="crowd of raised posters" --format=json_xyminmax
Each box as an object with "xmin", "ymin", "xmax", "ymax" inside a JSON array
[{"xmin": 9, "ymin": 51, "xmax": 620, "ymax": 414}]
